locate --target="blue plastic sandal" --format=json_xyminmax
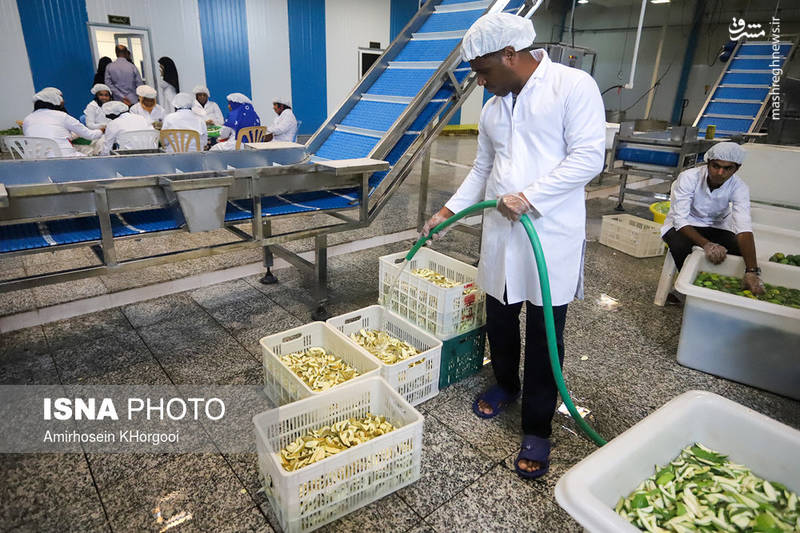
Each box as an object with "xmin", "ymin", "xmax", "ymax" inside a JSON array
[
  {"xmin": 515, "ymin": 435, "xmax": 551, "ymax": 480},
  {"xmin": 472, "ymin": 385, "xmax": 520, "ymax": 419}
]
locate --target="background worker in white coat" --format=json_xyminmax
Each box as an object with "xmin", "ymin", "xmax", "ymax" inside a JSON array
[
  {"xmin": 129, "ymin": 85, "xmax": 166, "ymax": 127},
  {"xmin": 661, "ymin": 142, "xmax": 763, "ymax": 294},
  {"xmin": 161, "ymin": 92, "xmax": 207, "ymax": 152},
  {"xmin": 101, "ymin": 100, "xmax": 152, "ymax": 155},
  {"xmin": 83, "ymin": 83, "xmax": 112, "ymax": 130},
  {"xmin": 422, "ymin": 13, "xmax": 605, "ymax": 479},
  {"xmin": 23, "ymin": 88, "xmax": 103, "ymax": 157},
  {"xmin": 268, "ymin": 97, "xmax": 298, "ymax": 142},
  {"xmin": 191, "ymin": 85, "xmax": 224, "ymax": 126}
]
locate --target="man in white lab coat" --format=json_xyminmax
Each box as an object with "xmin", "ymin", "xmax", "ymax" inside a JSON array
[
  {"xmin": 191, "ymin": 85, "xmax": 224, "ymax": 126},
  {"xmin": 101, "ymin": 100, "xmax": 153, "ymax": 155},
  {"xmin": 422, "ymin": 13, "xmax": 605, "ymax": 479},
  {"xmin": 23, "ymin": 88, "xmax": 103, "ymax": 157},
  {"xmin": 661, "ymin": 142, "xmax": 763, "ymax": 294},
  {"xmin": 268, "ymin": 97, "xmax": 298, "ymax": 142}
]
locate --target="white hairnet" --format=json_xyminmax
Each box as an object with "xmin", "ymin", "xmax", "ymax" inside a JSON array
[
  {"xmin": 192, "ymin": 85, "xmax": 210, "ymax": 96},
  {"xmin": 705, "ymin": 142, "xmax": 745, "ymax": 165},
  {"xmin": 226, "ymin": 92, "xmax": 252, "ymax": 105},
  {"xmin": 102, "ymin": 100, "xmax": 128, "ymax": 116},
  {"xmin": 273, "ymin": 96, "xmax": 291, "ymax": 108},
  {"xmin": 91, "ymin": 83, "xmax": 111, "ymax": 95},
  {"xmin": 33, "ymin": 88, "xmax": 62, "ymax": 105},
  {"xmin": 136, "ymin": 85, "xmax": 157, "ymax": 99},
  {"xmin": 172, "ymin": 92, "xmax": 195, "ymax": 109},
  {"xmin": 42, "ymin": 86, "xmax": 62, "ymax": 96},
  {"xmin": 219, "ymin": 126, "xmax": 233, "ymax": 139},
  {"xmin": 460, "ymin": 13, "xmax": 536, "ymax": 62}
]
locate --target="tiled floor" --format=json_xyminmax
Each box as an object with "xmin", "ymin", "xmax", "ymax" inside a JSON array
[{"xmin": 1, "ymin": 137, "xmax": 799, "ymax": 532}]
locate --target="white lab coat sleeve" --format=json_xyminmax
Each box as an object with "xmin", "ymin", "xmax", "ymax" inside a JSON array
[
  {"xmin": 669, "ymin": 170, "xmax": 696, "ymax": 231},
  {"xmin": 64, "ymin": 114, "xmax": 103, "ymax": 141},
  {"xmin": 730, "ymin": 180, "xmax": 753, "ymax": 234},
  {"xmin": 269, "ymin": 113, "xmax": 295, "ymax": 137},
  {"xmin": 521, "ymin": 73, "xmax": 605, "ymax": 217},
  {"xmin": 444, "ymin": 111, "xmax": 495, "ymax": 213},
  {"xmin": 102, "ymin": 122, "xmax": 118, "ymax": 155},
  {"xmin": 209, "ymin": 103, "xmax": 224, "ymax": 126}
]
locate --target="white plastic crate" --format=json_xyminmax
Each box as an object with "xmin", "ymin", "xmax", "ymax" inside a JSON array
[
  {"xmin": 260, "ymin": 322, "xmax": 380, "ymax": 406},
  {"xmin": 674, "ymin": 249, "xmax": 800, "ymax": 399},
  {"xmin": 599, "ymin": 214, "xmax": 665, "ymax": 258},
  {"xmin": 555, "ymin": 390, "xmax": 800, "ymax": 532},
  {"xmin": 327, "ymin": 305, "xmax": 442, "ymax": 406},
  {"xmin": 254, "ymin": 376, "xmax": 423, "ymax": 533},
  {"xmin": 378, "ymin": 247, "xmax": 486, "ymax": 340}
]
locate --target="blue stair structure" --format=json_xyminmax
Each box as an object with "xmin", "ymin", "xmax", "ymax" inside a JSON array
[
  {"xmin": 694, "ymin": 40, "xmax": 796, "ymax": 138},
  {"xmin": 0, "ymin": 0, "xmax": 531, "ymax": 256}
]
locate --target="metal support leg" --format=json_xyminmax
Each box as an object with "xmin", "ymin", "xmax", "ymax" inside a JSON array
[
  {"xmin": 615, "ymin": 168, "xmax": 629, "ymax": 211},
  {"xmin": 311, "ymin": 234, "xmax": 329, "ymax": 321},
  {"xmin": 260, "ymin": 217, "xmax": 278, "ymax": 285},
  {"xmin": 417, "ymin": 147, "xmax": 431, "ymax": 232},
  {"xmin": 94, "ymin": 188, "xmax": 117, "ymax": 266}
]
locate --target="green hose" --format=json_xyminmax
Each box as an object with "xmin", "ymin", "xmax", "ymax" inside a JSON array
[{"xmin": 409, "ymin": 200, "xmax": 607, "ymax": 447}]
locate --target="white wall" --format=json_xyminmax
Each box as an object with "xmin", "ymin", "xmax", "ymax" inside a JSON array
[
  {"xmin": 247, "ymin": 0, "xmax": 292, "ymax": 125},
  {"xmin": 0, "ymin": 0, "xmax": 35, "ymax": 129},
  {"xmin": 85, "ymin": 0, "xmax": 206, "ymax": 97},
  {"xmin": 325, "ymin": 0, "xmax": 391, "ymax": 116}
]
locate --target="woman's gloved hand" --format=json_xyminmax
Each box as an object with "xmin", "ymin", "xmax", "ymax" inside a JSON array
[
  {"xmin": 421, "ymin": 208, "xmax": 454, "ymax": 240},
  {"xmin": 703, "ymin": 242, "xmax": 727, "ymax": 264},
  {"xmin": 742, "ymin": 272, "xmax": 765, "ymax": 295},
  {"xmin": 497, "ymin": 193, "xmax": 533, "ymax": 222}
]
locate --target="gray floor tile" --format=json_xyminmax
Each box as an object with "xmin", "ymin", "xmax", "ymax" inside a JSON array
[
  {"xmin": 122, "ymin": 293, "xmax": 205, "ymax": 329},
  {"xmin": 51, "ymin": 330, "xmax": 156, "ymax": 384},
  {"xmin": 317, "ymin": 493, "xmax": 420, "ymax": 533},
  {"xmin": 0, "ymin": 286, "xmax": 37, "ymax": 317},
  {"xmin": 424, "ymin": 464, "xmax": 557, "ymax": 533},
  {"xmin": 397, "ymin": 414, "xmax": 495, "ymax": 518},
  {"xmin": 31, "ymin": 277, "xmax": 109, "ymax": 308},
  {"xmin": 42, "ymin": 308, "xmax": 134, "ymax": 351},
  {"xmin": 0, "ymin": 453, "xmax": 108, "ymax": 532}
]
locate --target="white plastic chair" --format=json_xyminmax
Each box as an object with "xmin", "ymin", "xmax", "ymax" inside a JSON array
[
  {"xmin": 4, "ymin": 136, "xmax": 61, "ymax": 159},
  {"xmin": 294, "ymin": 120, "xmax": 302, "ymax": 142},
  {"xmin": 116, "ymin": 129, "xmax": 160, "ymax": 151}
]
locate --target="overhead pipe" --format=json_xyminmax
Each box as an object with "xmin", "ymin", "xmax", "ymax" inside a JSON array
[{"xmin": 624, "ymin": 0, "xmax": 648, "ymax": 89}]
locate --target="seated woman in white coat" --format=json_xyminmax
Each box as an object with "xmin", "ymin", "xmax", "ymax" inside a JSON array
[
  {"xmin": 101, "ymin": 100, "xmax": 153, "ymax": 155},
  {"xmin": 268, "ymin": 97, "xmax": 298, "ymax": 142},
  {"xmin": 191, "ymin": 85, "xmax": 224, "ymax": 126},
  {"xmin": 209, "ymin": 93, "xmax": 261, "ymax": 151},
  {"xmin": 161, "ymin": 92, "xmax": 207, "ymax": 152},
  {"xmin": 129, "ymin": 85, "xmax": 166, "ymax": 127},
  {"xmin": 22, "ymin": 88, "xmax": 103, "ymax": 157},
  {"xmin": 83, "ymin": 84, "xmax": 112, "ymax": 130}
]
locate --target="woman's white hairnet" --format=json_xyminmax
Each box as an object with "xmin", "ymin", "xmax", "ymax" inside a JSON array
[
  {"xmin": 136, "ymin": 85, "xmax": 158, "ymax": 99},
  {"xmin": 192, "ymin": 85, "xmax": 210, "ymax": 96},
  {"xmin": 273, "ymin": 96, "xmax": 291, "ymax": 108},
  {"xmin": 102, "ymin": 101, "xmax": 128, "ymax": 116},
  {"xmin": 460, "ymin": 13, "xmax": 536, "ymax": 62},
  {"xmin": 33, "ymin": 88, "xmax": 63, "ymax": 105},
  {"xmin": 705, "ymin": 142, "xmax": 745, "ymax": 165},
  {"xmin": 91, "ymin": 83, "xmax": 111, "ymax": 95},
  {"xmin": 226, "ymin": 92, "xmax": 252, "ymax": 105},
  {"xmin": 172, "ymin": 92, "xmax": 195, "ymax": 109}
]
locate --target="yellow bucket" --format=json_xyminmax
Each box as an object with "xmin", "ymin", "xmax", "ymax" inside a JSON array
[{"xmin": 649, "ymin": 201, "xmax": 670, "ymax": 224}]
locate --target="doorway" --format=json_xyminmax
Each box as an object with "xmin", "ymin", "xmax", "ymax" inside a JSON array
[{"xmin": 87, "ymin": 24, "xmax": 157, "ymax": 97}]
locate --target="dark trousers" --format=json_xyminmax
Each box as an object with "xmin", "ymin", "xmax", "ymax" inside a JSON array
[
  {"xmin": 486, "ymin": 292, "xmax": 568, "ymax": 438},
  {"xmin": 662, "ymin": 226, "xmax": 740, "ymax": 270}
]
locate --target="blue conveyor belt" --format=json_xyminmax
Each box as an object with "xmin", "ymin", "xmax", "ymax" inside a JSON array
[{"xmin": 616, "ymin": 147, "xmax": 680, "ymax": 167}]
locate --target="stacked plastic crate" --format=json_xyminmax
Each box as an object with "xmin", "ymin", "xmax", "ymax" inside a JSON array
[{"xmin": 378, "ymin": 247, "xmax": 488, "ymax": 389}]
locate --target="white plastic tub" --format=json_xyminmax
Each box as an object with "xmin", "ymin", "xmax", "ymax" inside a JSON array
[
  {"xmin": 555, "ymin": 390, "xmax": 800, "ymax": 533},
  {"xmin": 254, "ymin": 376, "xmax": 423, "ymax": 533},
  {"xmin": 674, "ymin": 249, "xmax": 800, "ymax": 399},
  {"xmin": 327, "ymin": 305, "xmax": 442, "ymax": 406}
]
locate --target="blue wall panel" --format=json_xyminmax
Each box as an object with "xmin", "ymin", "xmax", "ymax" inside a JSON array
[
  {"xmin": 390, "ymin": 0, "xmax": 419, "ymax": 40},
  {"xmin": 287, "ymin": 0, "xmax": 327, "ymax": 135},
  {"xmin": 197, "ymin": 0, "xmax": 252, "ymax": 119},
  {"xmin": 16, "ymin": 0, "xmax": 95, "ymax": 117}
]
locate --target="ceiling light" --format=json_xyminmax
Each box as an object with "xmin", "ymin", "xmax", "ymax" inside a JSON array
[
  {"xmin": 650, "ymin": 0, "xmax": 670, "ymax": 3},
  {"xmin": 577, "ymin": 0, "xmax": 588, "ymax": 4}
]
